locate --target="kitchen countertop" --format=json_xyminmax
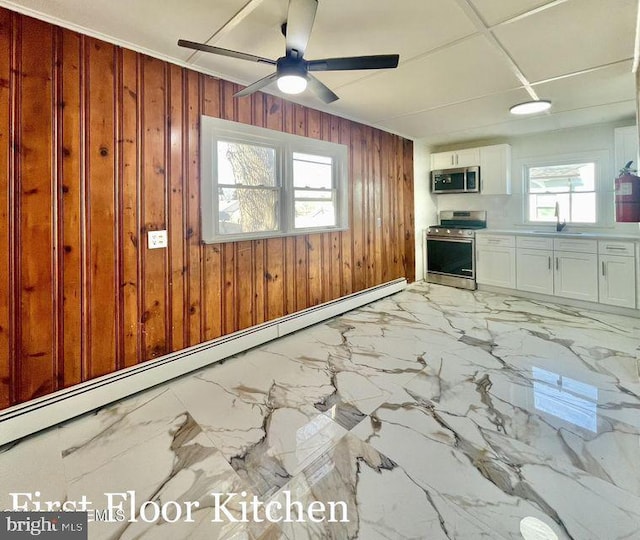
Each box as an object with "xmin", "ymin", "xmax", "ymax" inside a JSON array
[{"xmin": 476, "ymin": 229, "xmax": 640, "ymax": 241}]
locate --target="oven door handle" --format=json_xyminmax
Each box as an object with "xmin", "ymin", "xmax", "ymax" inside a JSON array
[{"xmin": 426, "ymin": 236, "xmax": 474, "ymax": 243}]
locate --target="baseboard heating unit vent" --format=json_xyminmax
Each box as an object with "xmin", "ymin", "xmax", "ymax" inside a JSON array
[{"xmin": 0, "ymin": 278, "xmax": 407, "ymax": 446}]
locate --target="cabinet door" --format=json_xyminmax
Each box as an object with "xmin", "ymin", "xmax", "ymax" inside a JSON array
[
  {"xmin": 599, "ymin": 255, "xmax": 636, "ymax": 308},
  {"xmin": 479, "ymin": 144, "xmax": 511, "ymax": 195},
  {"xmin": 431, "ymin": 151, "xmax": 456, "ymax": 170},
  {"xmin": 476, "ymin": 246, "xmax": 516, "ymax": 288},
  {"xmin": 517, "ymin": 249, "xmax": 553, "ymax": 294},
  {"xmin": 455, "ymin": 147, "xmax": 480, "ymax": 168},
  {"xmin": 554, "ymin": 251, "xmax": 598, "ymax": 302}
]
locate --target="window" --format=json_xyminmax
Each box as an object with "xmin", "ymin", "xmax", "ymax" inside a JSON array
[
  {"xmin": 526, "ymin": 161, "xmax": 597, "ymax": 224},
  {"xmin": 201, "ymin": 116, "xmax": 348, "ymax": 243}
]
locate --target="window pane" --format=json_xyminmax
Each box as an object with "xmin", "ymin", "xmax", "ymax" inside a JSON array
[
  {"xmin": 528, "ymin": 193, "xmax": 570, "ymax": 222},
  {"xmin": 293, "ymin": 152, "xmax": 333, "ymax": 189},
  {"xmin": 294, "ymin": 201, "xmax": 336, "ymax": 228},
  {"xmin": 573, "ymin": 163, "xmax": 595, "ymax": 192},
  {"xmin": 217, "ymin": 142, "xmax": 276, "ymax": 186},
  {"xmin": 294, "ymin": 189, "xmax": 333, "ymax": 200},
  {"xmin": 218, "ymin": 187, "xmax": 278, "ymax": 234},
  {"xmin": 529, "ymin": 163, "xmax": 594, "ymax": 193},
  {"xmin": 571, "ymin": 192, "xmax": 596, "ymax": 223}
]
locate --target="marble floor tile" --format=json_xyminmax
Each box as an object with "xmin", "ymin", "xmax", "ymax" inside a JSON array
[
  {"xmin": 0, "ymin": 426, "xmax": 66, "ymax": 511},
  {"xmin": 55, "ymin": 387, "xmax": 257, "ymax": 539},
  {"xmin": 1, "ymin": 282, "xmax": 639, "ymax": 539}
]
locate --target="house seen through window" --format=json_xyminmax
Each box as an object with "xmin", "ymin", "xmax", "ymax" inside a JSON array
[{"xmin": 526, "ymin": 162, "xmax": 596, "ymax": 224}]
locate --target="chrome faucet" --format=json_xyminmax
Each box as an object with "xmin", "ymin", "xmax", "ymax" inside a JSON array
[{"xmin": 554, "ymin": 201, "xmax": 566, "ymax": 232}]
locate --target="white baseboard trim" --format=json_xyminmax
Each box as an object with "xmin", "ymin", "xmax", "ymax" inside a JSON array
[{"xmin": 0, "ymin": 278, "xmax": 407, "ymax": 446}]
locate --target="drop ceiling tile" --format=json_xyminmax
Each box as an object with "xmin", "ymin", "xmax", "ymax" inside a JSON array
[
  {"xmin": 7, "ymin": 0, "xmax": 247, "ymax": 62},
  {"xmin": 414, "ymin": 101, "xmax": 636, "ymax": 146},
  {"xmin": 324, "ymin": 34, "xmax": 523, "ymax": 120},
  {"xmin": 468, "ymin": 0, "xmax": 553, "ymax": 26},
  {"xmin": 377, "ymin": 88, "xmax": 531, "ymax": 142},
  {"xmin": 532, "ymin": 61, "xmax": 635, "ymax": 113},
  {"xmin": 208, "ymin": 0, "xmax": 479, "ymax": 89},
  {"xmin": 304, "ymin": 0, "xmax": 478, "ymax": 86},
  {"xmin": 493, "ymin": 0, "xmax": 637, "ymax": 82}
]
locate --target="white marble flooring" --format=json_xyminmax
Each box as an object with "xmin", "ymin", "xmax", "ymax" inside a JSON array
[{"xmin": 1, "ymin": 282, "xmax": 640, "ymax": 539}]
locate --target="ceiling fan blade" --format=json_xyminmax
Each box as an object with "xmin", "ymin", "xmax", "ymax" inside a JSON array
[
  {"xmin": 306, "ymin": 74, "xmax": 339, "ymax": 104},
  {"xmin": 307, "ymin": 54, "xmax": 400, "ymax": 72},
  {"xmin": 285, "ymin": 0, "xmax": 318, "ymax": 58},
  {"xmin": 177, "ymin": 39, "xmax": 276, "ymax": 65},
  {"xmin": 234, "ymin": 72, "xmax": 279, "ymax": 98}
]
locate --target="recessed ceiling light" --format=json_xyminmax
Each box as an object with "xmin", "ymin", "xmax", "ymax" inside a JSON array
[
  {"xmin": 520, "ymin": 517, "xmax": 558, "ymax": 540},
  {"xmin": 510, "ymin": 100, "xmax": 552, "ymax": 115}
]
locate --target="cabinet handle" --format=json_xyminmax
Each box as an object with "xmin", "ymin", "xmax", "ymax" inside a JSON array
[
  {"xmin": 451, "ymin": 155, "xmax": 455, "ymax": 166},
  {"xmin": 555, "ymin": 257, "xmax": 559, "ymax": 270},
  {"xmin": 548, "ymin": 256, "xmax": 551, "ymax": 270},
  {"xmin": 602, "ymin": 261, "xmax": 606, "ymax": 276},
  {"xmin": 606, "ymin": 246, "xmax": 626, "ymax": 251}
]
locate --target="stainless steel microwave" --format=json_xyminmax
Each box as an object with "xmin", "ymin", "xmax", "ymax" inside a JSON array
[{"xmin": 431, "ymin": 166, "xmax": 480, "ymax": 194}]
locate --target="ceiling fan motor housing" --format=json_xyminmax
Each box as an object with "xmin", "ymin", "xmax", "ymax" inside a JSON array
[{"xmin": 277, "ymin": 56, "xmax": 307, "ymax": 79}]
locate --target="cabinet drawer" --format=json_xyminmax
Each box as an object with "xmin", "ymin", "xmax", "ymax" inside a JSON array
[
  {"xmin": 598, "ymin": 240, "xmax": 635, "ymax": 257},
  {"xmin": 553, "ymin": 238, "xmax": 597, "ymax": 253},
  {"xmin": 516, "ymin": 236, "xmax": 553, "ymax": 250},
  {"xmin": 476, "ymin": 235, "xmax": 515, "ymax": 248}
]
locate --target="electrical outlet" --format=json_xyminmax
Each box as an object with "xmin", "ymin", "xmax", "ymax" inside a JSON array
[{"xmin": 148, "ymin": 230, "xmax": 168, "ymax": 249}]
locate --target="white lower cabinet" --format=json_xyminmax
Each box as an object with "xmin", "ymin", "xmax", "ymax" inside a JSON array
[
  {"xmin": 476, "ymin": 235, "xmax": 516, "ymax": 288},
  {"xmin": 599, "ymin": 254, "xmax": 636, "ymax": 308},
  {"xmin": 478, "ymin": 234, "xmax": 638, "ymax": 310},
  {"xmin": 553, "ymin": 251, "xmax": 598, "ymax": 303},
  {"xmin": 516, "ymin": 248, "xmax": 553, "ymax": 294}
]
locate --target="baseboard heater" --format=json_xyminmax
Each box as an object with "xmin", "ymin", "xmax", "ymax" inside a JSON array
[{"xmin": 0, "ymin": 278, "xmax": 407, "ymax": 446}]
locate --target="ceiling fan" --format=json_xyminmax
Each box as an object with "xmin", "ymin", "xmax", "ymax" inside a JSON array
[{"xmin": 178, "ymin": 0, "xmax": 400, "ymax": 104}]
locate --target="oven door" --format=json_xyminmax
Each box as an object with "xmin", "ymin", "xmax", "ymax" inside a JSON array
[{"xmin": 426, "ymin": 236, "xmax": 475, "ymax": 289}]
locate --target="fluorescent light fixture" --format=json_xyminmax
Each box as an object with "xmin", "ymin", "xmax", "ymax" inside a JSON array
[
  {"xmin": 509, "ymin": 100, "xmax": 552, "ymax": 115},
  {"xmin": 277, "ymin": 74, "xmax": 307, "ymax": 95}
]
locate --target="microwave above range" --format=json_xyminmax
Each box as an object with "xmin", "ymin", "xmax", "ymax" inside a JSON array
[{"xmin": 431, "ymin": 166, "xmax": 480, "ymax": 194}]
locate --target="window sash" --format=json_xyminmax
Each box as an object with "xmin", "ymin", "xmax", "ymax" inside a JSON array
[
  {"xmin": 201, "ymin": 116, "xmax": 349, "ymax": 243},
  {"xmin": 525, "ymin": 160, "xmax": 598, "ymax": 225}
]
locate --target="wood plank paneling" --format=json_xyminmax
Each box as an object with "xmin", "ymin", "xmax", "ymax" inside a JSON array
[
  {"xmin": 0, "ymin": 9, "xmax": 12, "ymax": 408},
  {"xmin": 0, "ymin": 7, "xmax": 415, "ymax": 410},
  {"xmin": 265, "ymin": 237, "xmax": 285, "ymax": 320},
  {"xmin": 120, "ymin": 48, "xmax": 140, "ymax": 368},
  {"xmin": 185, "ymin": 70, "xmax": 201, "ymax": 347},
  {"xmin": 17, "ymin": 16, "xmax": 55, "ymax": 401},
  {"xmin": 85, "ymin": 37, "xmax": 117, "ymax": 378},
  {"xmin": 168, "ymin": 63, "xmax": 186, "ymax": 351},
  {"xmin": 140, "ymin": 56, "xmax": 168, "ymax": 361},
  {"xmin": 60, "ymin": 29, "xmax": 83, "ymax": 387}
]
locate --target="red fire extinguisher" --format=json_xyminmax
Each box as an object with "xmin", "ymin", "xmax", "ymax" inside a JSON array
[{"xmin": 615, "ymin": 161, "xmax": 640, "ymax": 222}]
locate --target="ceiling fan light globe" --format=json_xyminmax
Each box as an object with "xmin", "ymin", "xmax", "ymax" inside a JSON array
[{"xmin": 277, "ymin": 74, "xmax": 308, "ymax": 94}]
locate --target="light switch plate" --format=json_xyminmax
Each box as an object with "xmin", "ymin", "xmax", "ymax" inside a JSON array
[{"xmin": 148, "ymin": 230, "xmax": 168, "ymax": 249}]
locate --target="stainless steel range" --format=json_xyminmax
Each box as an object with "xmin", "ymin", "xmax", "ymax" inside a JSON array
[{"xmin": 426, "ymin": 210, "xmax": 487, "ymax": 290}]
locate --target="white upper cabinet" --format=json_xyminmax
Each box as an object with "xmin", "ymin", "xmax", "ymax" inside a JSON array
[
  {"xmin": 454, "ymin": 147, "xmax": 481, "ymax": 168},
  {"xmin": 431, "ymin": 143, "xmax": 511, "ymax": 195},
  {"xmin": 479, "ymin": 144, "xmax": 511, "ymax": 195},
  {"xmin": 431, "ymin": 148, "xmax": 480, "ymax": 170}
]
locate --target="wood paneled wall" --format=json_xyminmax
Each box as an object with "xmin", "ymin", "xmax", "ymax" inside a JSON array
[{"xmin": 0, "ymin": 8, "xmax": 415, "ymax": 410}]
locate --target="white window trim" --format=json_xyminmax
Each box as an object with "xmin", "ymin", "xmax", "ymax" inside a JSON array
[
  {"xmin": 201, "ymin": 116, "xmax": 349, "ymax": 243},
  {"xmin": 521, "ymin": 150, "xmax": 610, "ymax": 228}
]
